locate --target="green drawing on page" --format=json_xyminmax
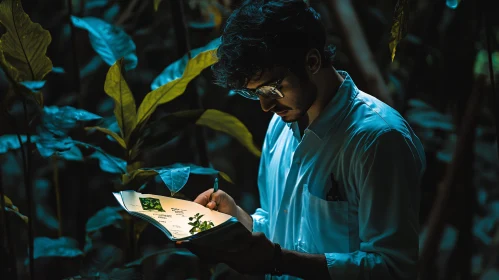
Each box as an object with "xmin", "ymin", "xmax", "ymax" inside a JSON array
[
  {"xmin": 188, "ymin": 213, "xmax": 214, "ymax": 234},
  {"xmin": 139, "ymin": 197, "xmax": 165, "ymax": 212}
]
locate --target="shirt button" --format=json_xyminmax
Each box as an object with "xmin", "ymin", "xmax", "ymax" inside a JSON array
[{"xmin": 283, "ymin": 209, "xmax": 288, "ymax": 213}]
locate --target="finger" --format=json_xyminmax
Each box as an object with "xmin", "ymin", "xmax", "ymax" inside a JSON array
[
  {"xmin": 207, "ymin": 201, "xmax": 217, "ymax": 210},
  {"xmin": 193, "ymin": 189, "xmax": 213, "ymax": 205}
]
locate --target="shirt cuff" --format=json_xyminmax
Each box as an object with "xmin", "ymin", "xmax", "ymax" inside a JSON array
[{"xmin": 251, "ymin": 208, "xmax": 268, "ymax": 234}]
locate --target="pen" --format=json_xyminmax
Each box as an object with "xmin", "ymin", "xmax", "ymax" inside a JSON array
[{"xmin": 209, "ymin": 178, "xmax": 218, "ymax": 203}]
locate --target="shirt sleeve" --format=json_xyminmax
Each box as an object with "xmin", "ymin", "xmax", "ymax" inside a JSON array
[
  {"xmin": 325, "ymin": 129, "xmax": 426, "ymax": 280},
  {"xmin": 251, "ymin": 115, "xmax": 280, "ymax": 236}
]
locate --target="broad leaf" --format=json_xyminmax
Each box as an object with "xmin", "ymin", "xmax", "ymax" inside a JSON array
[
  {"xmin": 19, "ymin": 80, "xmax": 46, "ymax": 92},
  {"xmin": 57, "ymin": 145, "xmax": 84, "ymax": 161},
  {"xmin": 88, "ymin": 151, "xmax": 126, "ymax": 174},
  {"xmin": 36, "ymin": 134, "xmax": 74, "ymax": 158},
  {"xmin": 153, "ymin": 0, "xmax": 163, "ymax": 11},
  {"xmin": 104, "ymin": 58, "xmax": 137, "ymax": 143},
  {"xmin": 71, "ymin": 16, "xmax": 137, "ymax": 70},
  {"xmin": 121, "ymin": 169, "xmax": 159, "ymax": 190},
  {"xmin": 80, "ymin": 243, "xmax": 124, "ymax": 275},
  {"xmin": 35, "ymin": 179, "xmax": 59, "ymax": 230},
  {"xmin": 86, "ymin": 206, "xmax": 124, "ymax": 232},
  {"xmin": 41, "ymin": 106, "xmax": 102, "ymax": 133},
  {"xmin": 406, "ymin": 99, "xmax": 454, "ymax": 131},
  {"xmin": 0, "ymin": 0, "xmax": 52, "ymax": 82},
  {"xmin": 196, "ymin": 109, "xmax": 261, "ymax": 157},
  {"xmin": 2, "ymin": 194, "xmax": 28, "ymax": 223},
  {"xmin": 0, "ymin": 135, "xmax": 31, "ymax": 154},
  {"xmin": 133, "ymin": 109, "xmax": 204, "ymax": 150},
  {"xmin": 137, "ymin": 40, "xmax": 219, "ymax": 127},
  {"xmin": 36, "ymin": 106, "xmax": 101, "ymax": 158},
  {"xmin": 151, "ymin": 38, "xmax": 220, "ymax": 90},
  {"xmin": 85, "ymin": 126, "xmax": 126, "ymax": 149},
  {"xmin": 158, "ymin": 166, "xmax": 190, "ymax": 195},
  {"xmin": 389, "ymin": 0, "xmax": 409, "ymax": 62},
  {"xmin": 34, "ymin": 237, "xmax": 83, "ymax": 259},
  {"xmin": 167, "ymin": 163, "xmax": 234, "ymax": 184}
]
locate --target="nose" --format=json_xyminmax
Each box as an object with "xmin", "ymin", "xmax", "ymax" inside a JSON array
[{"xmin": 259, "ymin": 96, "xmax": 276, "ymax": 113}]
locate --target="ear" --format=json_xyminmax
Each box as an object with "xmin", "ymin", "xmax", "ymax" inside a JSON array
[{"xmin": 305, "ymin": 48, "xmax": 321, "ymax": 75}]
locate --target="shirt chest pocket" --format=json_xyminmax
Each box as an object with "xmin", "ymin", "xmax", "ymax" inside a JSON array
[{"xmin": 296, "ymin": 184, "xmax": 350, "ymax": 254}]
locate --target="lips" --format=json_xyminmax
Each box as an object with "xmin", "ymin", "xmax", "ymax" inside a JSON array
[{"xmin": 274, "ymin": 110, "xmax": 288, "ymax": 116}]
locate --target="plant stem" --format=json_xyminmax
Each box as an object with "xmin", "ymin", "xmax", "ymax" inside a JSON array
[
  {"xmin": 52, "ymin": 155, "xmax": 62, "ymax": 237},
  {"xmin": 0, "ymin": 168, "xmax": 18, "ymax": 280},
  {"xmin": 67, "ymin": 0, "xmax": 82, "ymax": 108},
  {"xmin": 484, "ymin": 0, "xmax": 499, "ymax": 161},
  {"xmin": 419, "ymin": 75, "xmax": 487, "ymax": 279},
  {"xmin": 21, "ymin": 99, "xmax": 35, "ymax": 280}
]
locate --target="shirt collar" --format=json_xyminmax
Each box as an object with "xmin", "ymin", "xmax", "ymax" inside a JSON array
[{"xmin": 285, "ymin": 71, "xmax": 359, "ymax": 140}]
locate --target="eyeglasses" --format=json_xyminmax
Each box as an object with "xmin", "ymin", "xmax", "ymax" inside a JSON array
[{"xmin": 232, "ymin": 73, "xmax": 287, "ymax": 100}]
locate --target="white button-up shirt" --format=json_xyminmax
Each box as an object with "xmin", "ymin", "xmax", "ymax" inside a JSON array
[{"xmin": 251, "ymin": 71, "xmax": 426, "ymax": 280}]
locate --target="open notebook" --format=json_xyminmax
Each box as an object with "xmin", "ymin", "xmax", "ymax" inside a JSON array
[{"xmin": 113, "ymin": 191, "xmax": 250, "ymax": 246}]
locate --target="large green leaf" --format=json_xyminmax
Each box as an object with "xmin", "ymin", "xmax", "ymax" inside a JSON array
[
  {"xmin": 137, "ymin": 46, "xmax": 219, "ymax": 127},
  {"xmin": 88, "ymin": 151, "xmax": 127, "ymax": 174},
  {"xmin": 196, "ymin": 109, "xmax": 261, "ymax": 157},
  {"xmin": 0, "ymin": 0, "xmax": 52, "ymax": 82},
  {"xmin": 132, "ymin": 109, "xmax": 204, "ymax": 151},
  {"xmin": 151, "ymin": 38, "xmax": 220, "ymax": 90},
  {"xmin": 85, "ymin": 126, "xmax": 126, "ymax": 149},
  {"xmin": 71, "ymin": 16, "xmax": 137, "ymax": 70},
  {"xmin": 104, "ymin": 58, "xmax": 137, "ymax": 144}
]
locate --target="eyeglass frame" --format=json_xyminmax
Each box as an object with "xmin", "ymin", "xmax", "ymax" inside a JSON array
[{"xmin": 232, "ymin": 70, "xmax": 289, "ymax": 100}]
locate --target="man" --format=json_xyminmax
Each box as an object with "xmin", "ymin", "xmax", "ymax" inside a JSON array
[{"xmin": 187, "ymin": 0, "xmax": 426, "ymax": 279}]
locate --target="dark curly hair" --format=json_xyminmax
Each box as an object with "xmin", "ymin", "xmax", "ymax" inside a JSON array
[{"xmin": 212, "ymin": 0, "xmax": 336, "ymax": 89}]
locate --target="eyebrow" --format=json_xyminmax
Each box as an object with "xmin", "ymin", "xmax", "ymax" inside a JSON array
[{"xmin": 249, "ymin": 77, "xmax": 280, "ymax": 90}]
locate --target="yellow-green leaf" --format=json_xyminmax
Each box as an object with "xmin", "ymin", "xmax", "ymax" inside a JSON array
[
  {"xmin": 85, "ymin": 126, "xmax": 126, "ymax": 149},
  {"xmin": 219, "ymin": 171, "xmax": 234, "ymax": 184},
  {"xmin": 196, "ymin": 109, "xmax": 261, "ymax": 157},
  {"xmin": 104, "ymin": 58, "xmax": 137, "ymax": 143},
  {"xmin": 153, "ymin": 0, "xmax": 163, "ymax": 11},
  {"xmin": 136, "ymin": 49, "xmax": 218, "ymax": 127},
  {"xmin": 389, "ymin": 0, "xmax": 409, "ymax": 62},
  {"xmin": 0, "ymin": 0, "xmax": 52, "ymax": 82},
  {"xmin": 2, "ymin": 194, "xmax": 28, "ymax": 223}
]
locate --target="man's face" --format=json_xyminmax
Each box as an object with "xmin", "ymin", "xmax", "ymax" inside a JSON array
[{"xmin": 245, "ymin": 67, "xmax": 317, "ymax": 123}]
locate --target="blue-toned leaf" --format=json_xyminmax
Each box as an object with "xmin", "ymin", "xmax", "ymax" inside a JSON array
[
  {"xmin": 88, "ymin": 151, "xmax": 126, "ymax": 174},
  {"xmin": 80, "ymin": 56, "xmax": 104, "ymax": 79},
  {"xmin": 103, "ymin": 4, "xmax": 120, "ymax": 22},
  {"xmin": 35, "ymin": 179, "xmax": 59, "ymax": 231},
  {"xmin": 86, "ymin": 206, "xmax": 124, "ymax": 232},
  {"xmin": 71, "ymin": 16, "xmax": 137, "ymax": 70},
  {"xmin": 39, "ymin": 106, "xmax": 101, "ymax": 138},
  {"xmin": 57, "ymin": 145, "xmax": 84, "ymax": 161},
  {"xmin": 36, "ymin": 135, "xmax": 73, "ymax": 158},
  {"xmin": 19, "ymin": 80, "xmax": 46, "ymax": 92},
  {"xmin": 406, "ymin": 99, "xmax": 454, "ymax": 131},
  {"xmin": 34, "ymin": 237, "xmax": 83, "ymax": 259},
  {"xmin": 52, "ymin": 66, "xmax": 65, "ymax": 73},
  {"xmin": 159, "ymin": 163, "xmax": 233, "ymax": 183},
  {"xmin": 0, "ymin": 135, "xmax": 37, "ymax": 154},
  {"xmin": 158, "ymin": 166, "xmax": 190, "ymax": 194},
  {"xmin": 151, "ymin": 37, "xmax": 220, "ymax": 90}
]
